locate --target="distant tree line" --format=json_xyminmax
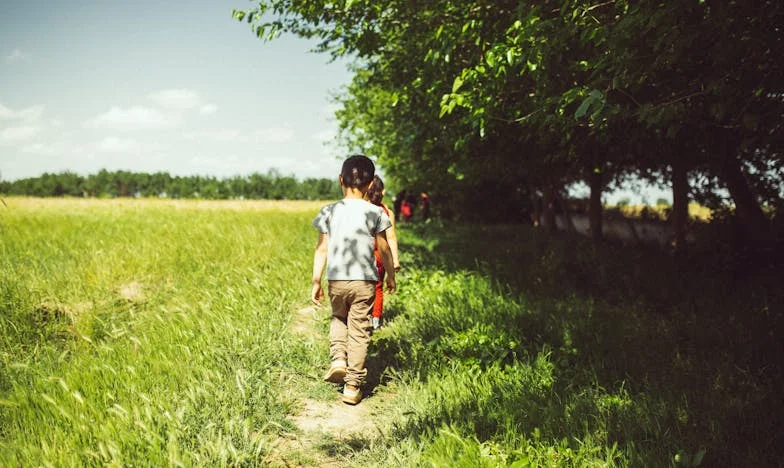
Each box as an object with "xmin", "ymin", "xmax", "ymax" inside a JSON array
[{"xmin": 0, "ymin": 169, "xmax": 342, "ymax": 200}]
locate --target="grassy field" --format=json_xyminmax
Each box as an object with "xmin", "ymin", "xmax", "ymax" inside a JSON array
[
  {"xmin": 0, "ymin": 198, "xmax": 327, "ymax": 465},
  {"xmin": 1, "ymin": 198, "xmax": 781, "ymax": 466},
  {"xmin": 607, "ymin": 203, "xmax": 712, "ymax": 221},
  {"xmin": 366, "ymin": 221, "xmax": 782, "ymax": 466}
]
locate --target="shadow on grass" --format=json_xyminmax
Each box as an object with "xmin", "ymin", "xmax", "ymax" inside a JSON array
[
  {"xmin": 315, "ymin": 434, "xmax": 372, "ymax": 458},
  {"xmin": 369, "ymin": 221, "xmax": 783, "ymax": 466}
]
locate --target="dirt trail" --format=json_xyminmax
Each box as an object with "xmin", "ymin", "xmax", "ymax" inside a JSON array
[{"xmin": 281, "ymin": 305, "xmax": 383, "ymax": 466}]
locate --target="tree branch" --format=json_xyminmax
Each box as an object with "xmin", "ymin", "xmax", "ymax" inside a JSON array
[
  {"xmin": 584, "ymin": 1, "xmax": 614, "ymax": 15},
  {"xmin": 488, "ymin": 109, "xmax": 541, "ymax": 123}
]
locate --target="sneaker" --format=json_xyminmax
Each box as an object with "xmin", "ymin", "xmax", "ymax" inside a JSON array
[
  {"xmin": 323, "ymin": 359, "xmax": 347, "ymax": 383},
  {"xmin": 341, "ymin": 385, "xmax": 362, "ymax": 405},
  {"xmin": 371, "ymin": 316, "xmax": 382, "ymax": 330}
]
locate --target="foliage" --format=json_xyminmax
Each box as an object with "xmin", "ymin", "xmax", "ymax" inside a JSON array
[
  {"xmin": 0, "ymin": 169, "xmax": 342, "ymax": 200},
  {"xmin": 234, "ymin": 0, "xmax": 783, "ymax": 234}
]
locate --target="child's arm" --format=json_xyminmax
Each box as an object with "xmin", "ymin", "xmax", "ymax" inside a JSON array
[
  {"xmin": 311, "ymin": 232, "xmax": 328, "ymax": 305},
  {"xmin": 386, "ymin": 211, "xmax": 401, "ymax": 271},
  {"xmin": 375, "ymin": 230, "xmax": 396, "ymax": 293}
]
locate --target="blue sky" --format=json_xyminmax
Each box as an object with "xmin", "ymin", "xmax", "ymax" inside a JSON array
[
  {"xmin": 0, "ymin": 0, "xmax": 668, "ymax": 203},
  {"xmin": 0, "ymin": 0, "xmax": 352, "ymax": 182}
]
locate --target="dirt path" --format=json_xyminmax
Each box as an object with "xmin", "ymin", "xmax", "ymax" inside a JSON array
[{"xmin": 279, "ymin": 305, "xmax": 384, "ymax": 467}]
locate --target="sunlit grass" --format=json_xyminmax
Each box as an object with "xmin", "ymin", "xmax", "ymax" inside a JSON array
[
  {"xmin": 3, "ymin": 196, "xmax": 326, "ymax": 212},
  {"xmin": 609, "ymin": 202, "xmax": 712, "ymax": 221},
  {"xmin": 0, "ymin": 197, "xmax": 328, "ymax": 465},
  {"xmin": 2, "ymin": 198, "xmax": 779, "ymax": 466}
]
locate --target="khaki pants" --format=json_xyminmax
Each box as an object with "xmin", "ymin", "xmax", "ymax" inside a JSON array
[{"xmin": 328, "ymin": 280, "xmax": 375, "ymax": 387}]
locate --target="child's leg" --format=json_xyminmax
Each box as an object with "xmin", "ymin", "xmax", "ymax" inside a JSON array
[
  {"xmin": 327, "ymin": 281, "xmax": 350, "ymax": 362},
  {"xmin": 372, "ymin": 267, "xmax": 384, "ymax": 319},
  {"xmin": 345, "ymin": 280, "xmax": 375, "ymax": 387}
]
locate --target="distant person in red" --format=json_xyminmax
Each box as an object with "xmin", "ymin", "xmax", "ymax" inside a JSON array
[
  {"xmin": 420, "ymin": 192, "xmax": 430, "ymax": 220},
  {"xmin": 393, "ymin": 189, "xmax": 407, "ymax": 220},
  {"xmin": 365, "ymin": 176, "xmax": 400, "ymax": 329},
  {"xmin": 402, "ymin": 192, "xmax": 418, "ymax": 222},
  {"xmin": 400, "ymin": 199, "xmax": 412, "ymax": 222}
]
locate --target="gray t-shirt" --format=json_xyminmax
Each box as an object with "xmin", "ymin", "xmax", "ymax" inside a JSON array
[{"xmin": 312, "ymin": 198, "xmax": 392, "ymax": 281}]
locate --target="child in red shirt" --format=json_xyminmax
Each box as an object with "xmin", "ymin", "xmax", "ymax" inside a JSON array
[{"xmin": 365, "ymin": 176, "xmax": 400, "ymax": 329}]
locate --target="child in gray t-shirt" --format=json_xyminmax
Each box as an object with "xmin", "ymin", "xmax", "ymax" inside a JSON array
[{"xmin": 311, "ymin": 155, "xmax": 396, "ymax": 405}]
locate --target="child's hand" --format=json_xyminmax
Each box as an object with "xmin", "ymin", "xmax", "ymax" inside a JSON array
[
  {"xmin": 385, "ymin": 276, "xmax": 396, "ymax": 294},
  {"xmin": 311, "ymin": 281, "xmax": 324, "ymax": 306}
]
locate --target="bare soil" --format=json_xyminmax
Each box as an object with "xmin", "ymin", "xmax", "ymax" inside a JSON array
[{"xmin": 283, "ymin": 306, "xmax": 383, "ymax": 466}]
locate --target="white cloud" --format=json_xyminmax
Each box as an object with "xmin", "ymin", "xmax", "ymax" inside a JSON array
[
  {"xmin": 21, "ymin": 142, "xmax": 57, "ymax": 155},
  {"xmin": 199, "ymin": 103, "xmax": 218, "ymax": 115},
  {"xmin": 149, "ymin": 88, "xmax": 202, "ymax": 111},
  {"xmin": 0, "ymin": 125, "xmax": 39, "ymax": 143},
  {"xmin": 21, "ymin": 140, "xmax": 79, "ymax": 156},
  {"xmin": 94, "ymin": 136, "xmax": 140, "ymax": 153},
  {"xmin": 184, "ymin": 129, "xmax": 242, "ymax": 143},
  {"xmin": 17, "ymin": 105, "xmax": 44, "ymax": 122},
  {"xmin": 188, "ymin": 154, "xmax": 246, "ymax": 174},
  {"xmin": 0, "ymin": 103, "xmax": 45, "ymax": 122},
  {"xmin": 253, "ymin": 127, "xmax": 295, "ymax": 144},
  {"xmin": 0, "ymin": 104, "xmax": 12, "ymax": 119},
  {"xmin": 86, "ymin": 106, "xmax": 177, "ymax": 131},
  {"xmin": 312, "ymin": 129, "xmax": 335, "ymax": 142},
  {"xmin": 184, "ymin": 127, "xmax": 294, "ymax": 144},
  {"xmin": 148, "ymin": 88, "xmax": 217, "ymax": 116},
  {"xmin": 5, "ymin": 48, "xmax": 28, "ymax": 63}
]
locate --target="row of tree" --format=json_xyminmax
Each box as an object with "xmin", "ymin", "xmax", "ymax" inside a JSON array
[
  {"xmin": 0, "ymin": 169, "xmax": 342, "ymax": 200},
  {"xmin": 235, "ymin": 0, "xmax": 783, "ymax": 247}
]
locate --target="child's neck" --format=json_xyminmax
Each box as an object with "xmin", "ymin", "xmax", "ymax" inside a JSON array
[{"xmin": 343, "ymin": 187, "xmax": 366, "ymax": 199}]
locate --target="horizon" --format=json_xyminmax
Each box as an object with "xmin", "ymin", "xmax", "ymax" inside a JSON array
[
  {"xmin": 1, "ymin": 0, "xmax": 351, "ymax": 184},
  {"xmin": 0, "ymin": 166, "xmax": 340, "ymax": 182},
  {"xmin": 1, "ymin": 0, "xmax": 669, "ymax": 204}
]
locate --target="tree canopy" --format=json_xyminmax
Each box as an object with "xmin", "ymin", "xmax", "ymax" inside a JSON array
[{"xmin": 235, "ymin": 0, "xmax": 783, "ymax": 239}]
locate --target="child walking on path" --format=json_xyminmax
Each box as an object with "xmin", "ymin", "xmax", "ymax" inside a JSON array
[
  {"xmin": 365, "ymin": 176, "xmax": 400, "ymax": 330},
  {"xmin": 311, "ymin": 155, "xmax": 396, "ymax": 405}
]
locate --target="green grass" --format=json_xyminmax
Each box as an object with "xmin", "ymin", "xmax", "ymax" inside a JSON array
[
  {"xmin": 356, "ymin": 220, "xmax": 782, "ymax": 467},
  {"xmin": 0, "ymin": 198, "xmax": 326, "ymax": 465},
  {"xmin": 2, "ymin": 198, "xmax": 781, "ymax": 466}
]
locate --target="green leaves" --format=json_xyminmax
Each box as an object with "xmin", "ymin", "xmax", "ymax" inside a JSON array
[
  {"xmin": 234, "ymin": 0, "xmax": 784, "ymax": 219},
  {"xmin": 452, "ymin": 75, "xmax": 464, "ymax": 93},
  {"xmin": 231, "ymin": 9, "xmax": 246, "ymax": 22},
  {"xmin": 439, "ymin": 92, "xmax": 465, "ymax": 118},
  {"xmin": 574, "ymin": 89, "xmax": 606, "ymax": 120}
]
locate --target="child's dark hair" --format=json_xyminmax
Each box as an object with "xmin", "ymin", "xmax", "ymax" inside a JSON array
[
  {"xmin": 366, "ymin": 175, "xmax": 384, "ymax": 206},
  {"xmin": 341, "ymin": 155, "xmax": 375, "ymax": 188}
]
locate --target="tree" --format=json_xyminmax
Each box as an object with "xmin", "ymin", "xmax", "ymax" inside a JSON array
[{"xmin": 234, "ymin": 0, "xmax": 783, "ymax": 243}]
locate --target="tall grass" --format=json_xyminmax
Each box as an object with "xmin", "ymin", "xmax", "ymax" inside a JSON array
[
  {"xmin": 0, "ymin": 198, "xmax": 325, "ymax": 465},
  {"xmin": 3, "ymin": 198, "xmax": 780, "ymax": 466},
  {"xmin": 355, "ymin": 221, "xmax": 782, "ymax": 467}
]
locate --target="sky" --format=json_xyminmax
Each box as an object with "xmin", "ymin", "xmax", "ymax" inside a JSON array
[
  {"xmin": 0, "ymin": 0, "xmax": 669, "ymax": 203},
  {"xmin": 0, "ymin": 0, "xmax": 352, "ymax": 182}
]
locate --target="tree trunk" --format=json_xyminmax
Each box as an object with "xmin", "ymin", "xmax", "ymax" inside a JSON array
[
  {"xmin": 626, "ymin": 217, "xmax": 641, "ymax": 245},
  {"xmin": 722, "ymin": 153, "xmax": 770, "ymax": 241},
  {"xmin": 530, "ymin": 191, "xmax": 541, "ymax": 227},
  {"xmin": 556, "ymin": 190, "xmax": 576, "ymax": 234},
  {"xmin": 543, "ymin": 188, "xmax": 557, "ymax": 233},
  {"xmin": 589, "ymin": 169, "xmax": 603, "ymax": 242},
  {"xmin": 671, "ymin": 157, "xmax": 689, "ymax": 252}
]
